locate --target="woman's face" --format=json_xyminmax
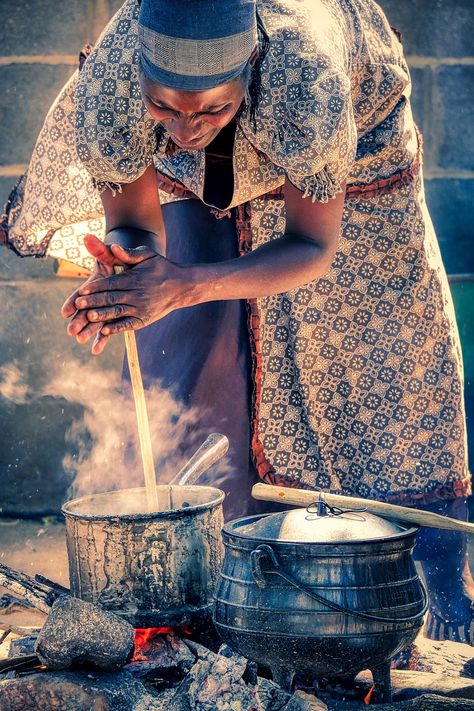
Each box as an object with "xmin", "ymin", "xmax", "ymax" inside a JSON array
[{"xmin": 140, "ymin": 73, "xmax": 247, "ymax": 150}]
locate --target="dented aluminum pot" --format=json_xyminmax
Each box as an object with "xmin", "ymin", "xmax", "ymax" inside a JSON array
[{"xmin": 62, "ymin": 485, "xmax": 224, "ymax": 627}]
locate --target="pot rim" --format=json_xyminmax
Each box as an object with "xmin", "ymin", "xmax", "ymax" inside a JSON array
[
  {"xmin": 223, "ymin": 512, "xmax": 419, "ymax": 545},
  {"xmin": 62, "ymin": 485, "xmax": 225, "ymax": 522}
]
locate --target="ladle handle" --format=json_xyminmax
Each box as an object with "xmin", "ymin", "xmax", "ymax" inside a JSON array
[
  {"xmin": 170, "ymin": 433, "xmax": 229, "ymax": 487},
  {"xmin": 252, "ymin": 483, "xmax": 474, "ymax": 534}
]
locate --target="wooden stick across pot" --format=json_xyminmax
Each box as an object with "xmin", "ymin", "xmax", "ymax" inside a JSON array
[{"xmin": 252, "ymin": 483, "xmax": 474, "ymax": 534}]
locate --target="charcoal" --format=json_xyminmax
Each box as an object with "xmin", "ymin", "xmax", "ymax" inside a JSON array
[
  {"xmin": 125, "ymin": 632, "xmax": 195, "ymax": 689},
  {"xmin": 8, "ymin": 635, "xmax": 38, "ymax": 657},
  {"xmin": 284, "ymin": 690, "xmax": 328, "ymax": 710},
  {"xmin": 170, "ymin": 644, "xmax": 258, "ymax": 710},
  {"xmin": 35, "ymin": 595, "xmax": 134, "ymax": 671}
]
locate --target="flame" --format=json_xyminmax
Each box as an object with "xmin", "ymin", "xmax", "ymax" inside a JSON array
[
  {"xmin": 134, "ymin": 627, "xmax": 175, "ymax": 648},
  {"xmin": 363, "ymin": 683, "xmax": 376, "ymax": 704},
  {"xmin": 132, "ymin": 626, "xmax": 192, "ymax": 662}
]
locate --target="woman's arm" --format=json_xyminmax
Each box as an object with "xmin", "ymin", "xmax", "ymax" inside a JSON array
[
  {"xmin": 193, "ymin": 179, "xmax": 344, "ymax": 301},
  {"xmin": 65, "ymin": 179, "xmax": 345, "ymax": 353},
  {"xmin": 101, "ymin": 164, "xmax": 166, "ymax": 253}
]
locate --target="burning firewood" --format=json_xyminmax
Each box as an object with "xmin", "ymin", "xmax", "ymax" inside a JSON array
[{"xmin": 35, "ymin": 596, "xmax": 135, "ymax": 672}]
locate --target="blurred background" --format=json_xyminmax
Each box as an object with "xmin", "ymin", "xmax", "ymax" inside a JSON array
[{"xmin": 0, "ymin": 0, "xmax": 472, "ymax": 518}]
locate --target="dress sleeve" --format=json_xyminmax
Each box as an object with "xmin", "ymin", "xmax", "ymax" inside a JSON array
[
  {"xmin": 241, "ymin": 7, "xmax": 357, "ymax": 203},
  {"xmin": 75, "ymin": 0, "xmax": 157, "ymax": 191}
]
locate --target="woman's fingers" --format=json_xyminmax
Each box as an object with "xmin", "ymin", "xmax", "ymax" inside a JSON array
[
  {"xmin": 91, "ymin": 330, "xmax": 111, "ymax": 356},
  {"xmin": 62, "ymin": 288, "xmax": 82, "ymax": 318},
  {"xmin": 67, "ymin": 308, "xmax": 94, "ymax": 336},
  {"xmin": 100, "ymin": 317, "xmax": 142, "ymax": 336},
  {"xmin": 86, "ymin": 304, "xmax": 137, "ymax": 323},
  {"xmin": 75, "ymin": 290, "xmax": 132, "ymax": 311},
  {"xmin": 74, "ymin": 320, "xmax": 103, "ymax": 344},
  {"xmin": 78, "ymin": 272, "xmax": 132, "ymax": 296}
]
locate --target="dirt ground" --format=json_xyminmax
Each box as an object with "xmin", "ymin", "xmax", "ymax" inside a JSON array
[{"xmin": 0, "ymin": 517, "xmax": 68, "ymax": 630}]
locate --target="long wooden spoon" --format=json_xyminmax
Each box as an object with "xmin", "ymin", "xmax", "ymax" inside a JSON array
[{"xmin": 252, "ymin": 483, "xmax": 474, "ymax": 534}]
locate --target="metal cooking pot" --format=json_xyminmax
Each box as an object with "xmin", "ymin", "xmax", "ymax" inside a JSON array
[
  {"xmin": 214, "ymin": 501, "xmax": 428, "ymax": 693},
  {"xmin": 62, "ymin": 485, "xmax": 224, "ymax": 627}
]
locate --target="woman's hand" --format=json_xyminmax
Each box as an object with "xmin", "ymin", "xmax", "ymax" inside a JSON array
[{"xmin": 61, "ymin": 234, "xmax": 196, "ymax": 354}]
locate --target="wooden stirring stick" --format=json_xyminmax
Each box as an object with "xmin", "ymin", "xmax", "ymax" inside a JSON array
[
  {"xmin": 252, "ymin": 483, "xmax": 474, "ymax": 534},
  {"xmin": 123, "ymin": 330, "xmax": 158, "ymax": 512},
  {"xmin": 114, "ymin": 266, "xmax": 158, "ymax": 512}
]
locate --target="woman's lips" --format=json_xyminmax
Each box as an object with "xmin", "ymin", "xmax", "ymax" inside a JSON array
[{"xmin": 172, "ymin": 135, "xmax": 206, "ymax": 149}]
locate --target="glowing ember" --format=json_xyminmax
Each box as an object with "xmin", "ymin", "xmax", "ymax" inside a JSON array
[
  {"xmin": 132, "ymin": 626, "xmax": 192, "ymax": 662},
  {"xmin": 133, "ymin": 627, "xmax": 175, "ymax": 660},
  {"xmin": 363, "ymin": 683, "xmax": 376, "ymax": 704}
]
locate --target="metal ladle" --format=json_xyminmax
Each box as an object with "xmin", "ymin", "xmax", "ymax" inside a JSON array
[{"xmin": 166, "ymin": 433, "xmax": 229, "ymax": 509}]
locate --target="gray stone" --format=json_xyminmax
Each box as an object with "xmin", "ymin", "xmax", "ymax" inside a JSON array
[
  {"xmin": 394, "ymin": 636, "xmax": 474, "ymax": 679},
  {"xmin": 356, "ymin": 668, "xmax": 474, "ymax": 702},
  {"xmin": 0, "ymin": 0, "xmax": 90, "ymax": 57},
  {"xmin": 0, "ymin": 177, "xmax": 19, "ymax": 211},
  {"xmin": 0, "ymin": 669, "xmax": 161, "ymax": 711},
  {"xmin": 35, "ymin": 595, "xmax": 135, "ymax": 670},
  {"xmin": 434, "ymin": 65, "xmax": 474, "ymax": 172},
  {"xmin": 409, "ymin": 67, "xmax": 436, "ymax": 173},
  {"xmin": 378, "ymin": 0, "xmax": 474, "ymax": 58},
  {"xmin": 425, "ymin": 179, "xmax": 474, "ymax": 268},
  {"xmin": 0, "ymin": 64, "xmax": 75, "ymax": 167}
]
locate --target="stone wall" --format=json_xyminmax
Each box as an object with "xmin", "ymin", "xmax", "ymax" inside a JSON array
[{"xmin": 0, "ymin": 0, "xmax": 472, "ymax": 514}]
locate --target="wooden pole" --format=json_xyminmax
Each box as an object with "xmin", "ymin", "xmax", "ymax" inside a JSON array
[
  {"xmin": 251, "ymin": 483, "xmax": 474, "ymax": 534},
  {"xmin": 123, "ymin": 329, "xmax": 158, "ymax": 512},
  {"xmin": 114, "ymin": 267, "xmax": 158, "ymax": 513}
]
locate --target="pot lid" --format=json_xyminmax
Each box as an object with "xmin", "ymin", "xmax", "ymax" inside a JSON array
[{"xmin": 234, "ymin": 504, "xmax": 409, "ymax": 543}]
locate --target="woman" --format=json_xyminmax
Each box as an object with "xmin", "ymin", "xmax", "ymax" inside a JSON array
[{"xmin": 2, "ymin": 0, "xmax": 472, "ymax": 642}]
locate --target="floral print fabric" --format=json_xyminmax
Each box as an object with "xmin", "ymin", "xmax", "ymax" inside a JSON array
[{"xmin": 1, "ymin": 0, "xmax": 469, "ymax": 502}]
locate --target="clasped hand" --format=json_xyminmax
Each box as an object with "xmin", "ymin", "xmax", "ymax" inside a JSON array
[{"xmin": 61, "ymin": 234, "xmax": 190, "ymax": 354}]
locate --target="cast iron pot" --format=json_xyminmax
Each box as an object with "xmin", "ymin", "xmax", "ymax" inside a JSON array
[
  {"xmin": 62, "ymin": 485, "xmax": 224, "ymax": 628},
  {"xmin": 214, "ymin": 503, "xmax": 428, "ymax": 690}
]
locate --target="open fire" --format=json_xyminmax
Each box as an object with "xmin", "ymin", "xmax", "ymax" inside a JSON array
[{"xmin": 132, "ymin": 626, "xmax": 191, "ymax": 661}]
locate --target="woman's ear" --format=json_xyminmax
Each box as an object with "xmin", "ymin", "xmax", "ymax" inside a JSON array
[{"xmin": 250, "ymin": 46, "xmax": 259, "ymax": 66}]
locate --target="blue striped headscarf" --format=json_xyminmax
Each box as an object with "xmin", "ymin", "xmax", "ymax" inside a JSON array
[{"xmin": 138, "ymin": 0, "xmax": 258, "ymax": 90}]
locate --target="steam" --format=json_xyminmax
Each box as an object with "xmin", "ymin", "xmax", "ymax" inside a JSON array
[
  {"xmin": 0, "ymin": 359, "xmax": 234, "ymax": 510},
  {"xmin": 0, "ymin": 364, "xmax": 28, "ymax": 404},
  {"xmin": 44, "ymin": 361, "xmax": 232, "ymax": 500}
]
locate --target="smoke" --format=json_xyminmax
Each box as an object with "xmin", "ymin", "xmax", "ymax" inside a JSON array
[
  {"xmin": 43, "ymin": 360, "xmax": 232, "ymax": 501},
  {"xmin": 0, "ymin": 358, "xmax": 234, "ymax": 512},
  {"xmin": 0, "ymin": 364, "xmax": 29, "ymax": 404}
]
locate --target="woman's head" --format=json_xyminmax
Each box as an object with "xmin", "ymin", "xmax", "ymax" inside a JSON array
[
  {"xmin": 137, "ymin": 0, "xmax": 262, "ymax": 148},
  {"xmin": 139, "ymin": 69, "xmax": 250, "ymax": 151}
]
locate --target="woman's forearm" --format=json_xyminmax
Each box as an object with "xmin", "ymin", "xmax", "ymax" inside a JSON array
[{"xmin": 186, "ymin": 231, "xmax": 337, "ymax": 304}]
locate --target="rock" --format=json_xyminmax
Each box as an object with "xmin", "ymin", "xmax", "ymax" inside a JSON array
[
  {"xmin": 375, "ymin": 693, "xmax": 474, "ymax": 710},
  {"xmin": 35, "ymin": 596, "xmax": 135, "ymax": 671},
  {"xmin": 356, "ymin": 668, "xmax": 474, "ymax": 702},
  {"xmin": 0, "ymin": 670, "xmax": 162, "ymax": 711},
  {"xmin": 256, "ymin": 677, "xmax": 291, "ymax": 710},
  {"xmin": 396, "ymin": 636, "xmax": 474, "ymax": 678},
  {"xmin": 284, "ymin": 690, "xmax": 327, "ymax": 710}
]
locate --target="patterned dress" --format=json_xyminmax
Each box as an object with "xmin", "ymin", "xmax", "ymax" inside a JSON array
[{"xmin": 2, "ymin": 0, "xmax": 469, "ymax": 506}]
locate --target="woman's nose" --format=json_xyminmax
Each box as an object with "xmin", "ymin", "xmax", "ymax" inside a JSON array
[{"xmin": 170, "ymin": 117, "xmax": 202, "ymax": 143}]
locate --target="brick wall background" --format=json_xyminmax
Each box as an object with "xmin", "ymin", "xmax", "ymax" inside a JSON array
[{"xmin": 0, "ymin": 0, "xmax": 472, "ymax": 514}]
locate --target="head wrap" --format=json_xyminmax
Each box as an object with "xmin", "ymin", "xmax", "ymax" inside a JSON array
[{"xmin": 138, "ymin": 0, "xmax": 257, "ymax": 90}]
